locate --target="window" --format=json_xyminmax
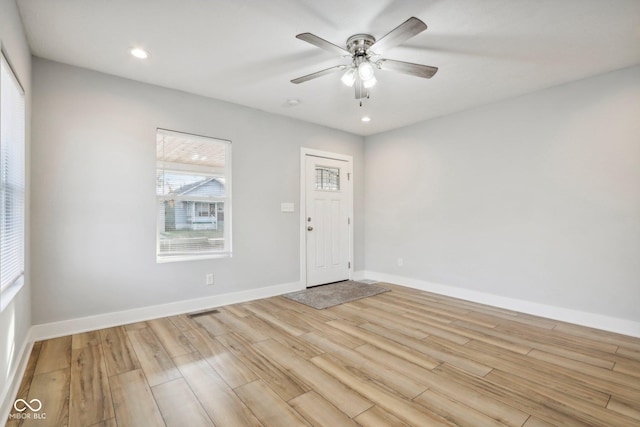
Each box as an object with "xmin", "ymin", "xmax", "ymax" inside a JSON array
[
  {"xmin": 156, "ymin": 129, "xmax": 231, "ymax": 262},
  {"xmin": 315, "ymin": 166, "xmax": 340, "ymax": 191},
  {"xmin": 0, "ymin": 53, "xmax": 26, "ymax": 311}
]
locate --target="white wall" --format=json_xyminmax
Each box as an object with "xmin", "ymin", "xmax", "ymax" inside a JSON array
[
  {"xmin": 31, "ymin": 58, "xmax": 364, "ymax": 325},
  {"xmin": 0, "ymin": 0, "xmax": 32, "ymax": 413},
  {"xmin": 364, "ymin": 66, "xmax": 640, "ymax": 324}
]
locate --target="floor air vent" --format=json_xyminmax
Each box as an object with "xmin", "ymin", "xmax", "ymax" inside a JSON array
[{"xmin": 187, "ymin": 309, "xmax": 220, "ymax": 318}]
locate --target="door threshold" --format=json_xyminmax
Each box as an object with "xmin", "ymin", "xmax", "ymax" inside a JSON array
[{"xmin": 307, "ymin": 279, "xmax": 350, "ymax": 289}]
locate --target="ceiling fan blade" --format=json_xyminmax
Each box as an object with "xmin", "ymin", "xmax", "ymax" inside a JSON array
[
  {"xmin": 291, "ymin": 65, "xmax": 346, "ymax": 84},
  {"xmin": 369, "ymin": 17, "xmax": 427, "ymax": 54},
  {"xmin": 378, "ymin": 59, "xmax": 438, "ymax": 79},
  {"xmin": 296, "ymin": 33, "xmax": 350, "ymax": 56}
]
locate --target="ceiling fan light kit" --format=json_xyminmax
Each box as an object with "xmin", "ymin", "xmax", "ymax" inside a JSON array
[
  {"xmin": 357, "ymin": 60, "xmax": 375, "ymax": 81},
  {"xmin": 291, "ymin": 17, "xmax": 438, "ymax": 103},
  {"xmin": 363, "ymin": 74, "xmax": 377, "ymax": 89},
  {"xmin": 340, "ymin": 67, "xmax": 357, "ymax": 86}
]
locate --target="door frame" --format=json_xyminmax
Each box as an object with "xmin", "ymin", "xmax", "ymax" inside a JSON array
[{"xmin": 300, "ymin": 148, "xmax": 354, "ymax": 288}]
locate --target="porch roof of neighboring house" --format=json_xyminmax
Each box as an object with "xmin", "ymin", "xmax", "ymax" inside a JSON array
[{"xmin": 174, "ymin": 177, "xmax": 223, "ymax": 197}]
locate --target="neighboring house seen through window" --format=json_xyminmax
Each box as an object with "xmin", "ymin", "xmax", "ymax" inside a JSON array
[
  {"xmin": 156, "ymin": 129, "xmax": 231, "ymax": 262},
  {"xmin": 0, "ymin": 53, "xmax": 26, "ymax": 311}
]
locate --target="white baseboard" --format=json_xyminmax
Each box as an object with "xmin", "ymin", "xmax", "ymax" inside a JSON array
[
  {"xmin": 353, "ymin": 270, "xmax": 367, "ymax": 281},
  {"xmin": 360, "ymin": 270, "xmax": 640, "ymax": 338},
  {"xmin": 31, "ymin": 281, "xmax": 303, "ymax": 341},
  {"xmin": 0, "ymin": 329, "xmax": 34, "ymax": 425}
]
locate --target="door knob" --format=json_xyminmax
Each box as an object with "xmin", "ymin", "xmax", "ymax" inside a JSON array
[{"xmin": 307, "ymin": 226, "xmax": 314, "ymax": 231}]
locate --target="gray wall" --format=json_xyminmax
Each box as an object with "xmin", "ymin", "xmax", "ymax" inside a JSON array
[
  {"xmin": 0, "ymin": 0, "xmax": 31, "ymax": 402},
  {"xmin": 22, "ymin": 40, "xmax": 640, "ymax": 330},
  {"xmin": 364, "ymin": 65, "xmax": 640, "ymax": 322},
  {"xmin": 31, "ymin": 58, "xmax": 364, "ymax": 324}
]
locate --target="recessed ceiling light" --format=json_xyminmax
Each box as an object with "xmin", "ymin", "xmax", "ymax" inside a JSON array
[
  {"xmin": 361, "ymin": 116, "xmax": 371, "ymax": 122},
  {"xmin": 130, "ymin": 48, "xmax": 150, "ymax": 59},
  {"xmin": 285, "ymin": 98, "xmax": 301, "ymax": 107}
]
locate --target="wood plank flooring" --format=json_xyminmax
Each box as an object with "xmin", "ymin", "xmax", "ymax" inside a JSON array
[{"xmin": 6, "ymin": 283, "xmax": 640, "ymax": 427}]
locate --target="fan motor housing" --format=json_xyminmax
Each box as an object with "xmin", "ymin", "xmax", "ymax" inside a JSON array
[{"xmin": 346, "ymin": 34, "xmax": 376, "ymax": 56}]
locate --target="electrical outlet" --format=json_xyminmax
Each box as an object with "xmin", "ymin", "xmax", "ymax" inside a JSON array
[
  {"xmin": 206, "ymin": 273, "xmax": 214, "ymax": 286},
  {"xmin": 397, "ymin": 258, "xmax": 404, "ymax": 267}
]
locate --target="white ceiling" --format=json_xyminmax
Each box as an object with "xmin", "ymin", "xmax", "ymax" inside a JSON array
[{"xmin": 16, "ymin": 0, "xmax": 640, "ymax": 136}]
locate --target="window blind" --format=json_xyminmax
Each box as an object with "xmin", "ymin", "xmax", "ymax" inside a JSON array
[
  {"xmin": 156, "ymin": 129, "xmax": 231, "ymax": 261},
  {"xmin": 0, "ymin": 54, "xmax": 26, "ymax": 296}
]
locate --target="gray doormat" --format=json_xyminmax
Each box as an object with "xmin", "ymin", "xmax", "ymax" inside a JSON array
[{"xmin": 283, "ymin": 281, "xmax": 389, "ymax": 309}]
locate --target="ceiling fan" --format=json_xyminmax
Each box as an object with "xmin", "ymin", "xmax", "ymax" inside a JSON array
[{"xmin": 291, "ymin": 17, "xmax": 438, "ymax": 101}]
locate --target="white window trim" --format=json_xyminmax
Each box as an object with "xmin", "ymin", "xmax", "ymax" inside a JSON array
[
  {"xmin": 0, "ymin": 50, "xmax": 26, "ymax": 312},
  {"xmin": 156, "ymin": 128, "xmax": 232, "ymax": 263},
  {"xmin": 0, "ymin": 275, "xmax": 24, "ymax": 312}
]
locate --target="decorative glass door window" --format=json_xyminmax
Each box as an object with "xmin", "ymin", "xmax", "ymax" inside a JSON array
[{"xmin": 315, "ymin": 166, "xmax": 340, "ymax": 191}]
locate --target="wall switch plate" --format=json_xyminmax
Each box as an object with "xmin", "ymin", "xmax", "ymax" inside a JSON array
[{"xmin": 206, "ymin": 273, "xmax": 214, "ymax": 285}]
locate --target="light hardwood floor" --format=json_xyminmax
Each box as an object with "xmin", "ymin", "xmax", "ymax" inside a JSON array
[{"xmin": 6, "ymin": 283, "xmax": 640, "ymax": 427}]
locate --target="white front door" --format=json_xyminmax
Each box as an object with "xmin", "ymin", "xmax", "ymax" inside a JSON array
[{"xmin": 304, "ymin": 154, "xmax": 351, "ymax": 287}]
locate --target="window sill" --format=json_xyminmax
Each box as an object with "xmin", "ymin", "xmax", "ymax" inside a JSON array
[
  {"xmin": 157, "ymin": 252, "xmax": 232, "ymax": 264},
  {"xmin": 0, "ymin": 275, "xmax": 25, "ymax": 312}
]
